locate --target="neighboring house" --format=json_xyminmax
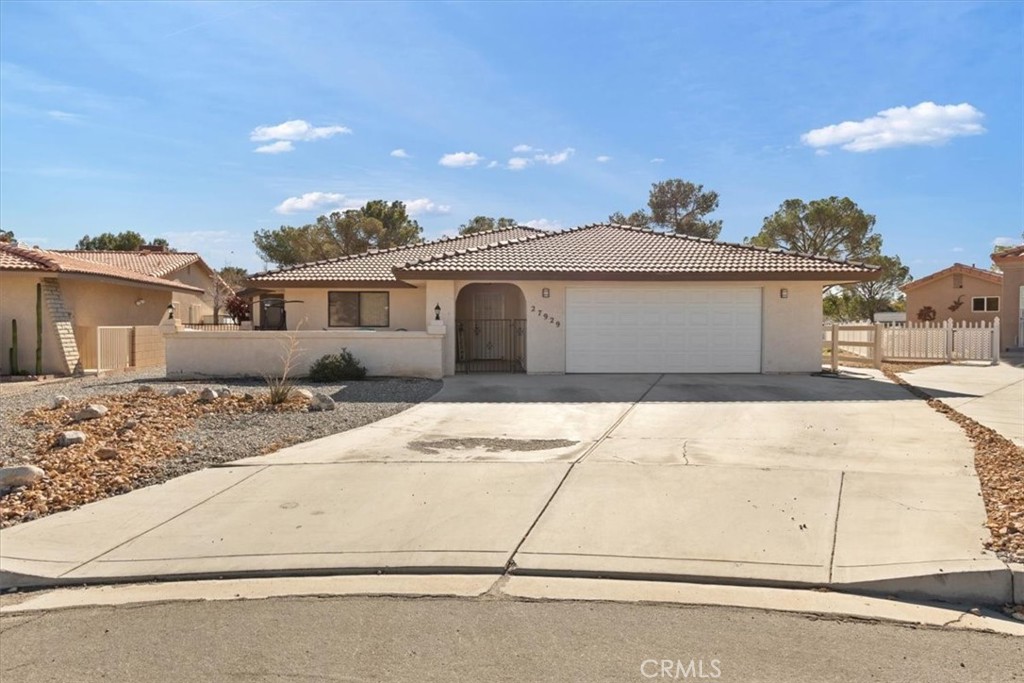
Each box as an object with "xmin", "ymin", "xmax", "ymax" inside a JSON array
[
  {"xmin": 54, "ymin": 247, "xmax": 233, "ymax": 324},
  {"xmin": 902, "ymin": 263, "xmax": 1003, "ymax": 326},
  {"xmin": 0, "ymin": 243, "xmax": 204, "ymax": 374},
  {"xmin": 232, "ymin": 224, "xmax": 876, "ymax": 377},
  {"xmin": 991, "ymin": 245, "xmax": 1024, "ymax": 350}
]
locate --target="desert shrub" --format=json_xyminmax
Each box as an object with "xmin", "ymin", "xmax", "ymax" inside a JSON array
[
  {"xmin": 264, "ymin": 332, "xmax": 300, "ymax": 404},
  {"xmin": 308, "ymin": 349, "xmax": 367, "ymax": 382}
]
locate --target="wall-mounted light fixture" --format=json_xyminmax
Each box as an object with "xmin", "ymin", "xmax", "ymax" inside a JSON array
[
  {"xmin": 166, "ymin": 303, "xmax": 175, "ymax": 319},
  {"xmin": 135, "ymin": 298, "xmax": 146, "ymax": 306},
  {"xmin": 434, "ymin": 303, "xmax": 441, "ymax": 321},
  {"xmin": 541, "ymin": 288, "xmax": 550, "ymax": 298},
  {"xmin": 780, "ymin": 288, "xmax": 789, "ymax": 299}
]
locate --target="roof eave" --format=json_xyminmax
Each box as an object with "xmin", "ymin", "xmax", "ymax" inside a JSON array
[
  {"xmin": 390, "ymin": 269, "xmax": 879, "ymax": 283},
  {"xmin": 244, "ymin": 278, "xmax": 416, "ymax": 289}
]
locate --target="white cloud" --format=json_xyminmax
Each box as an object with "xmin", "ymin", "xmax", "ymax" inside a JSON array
[
  {"xmin": 535, "ymin": 147, "xmax": 575, "ymax": 165},
  {"xmin": 595, "ymin": 155, "xmax": 611, "ymax": 163},
  {"xmin": 274, "ymin": 192, "xmax": 359, "ymax": 215},
  {"xmin": 993, "ymin": 236, "xmax": 1018, "ymax": 247},
  {"xmin": 405, "ymin": 198, "xmax": 452, "ymax": 216},
  {"xmin": 513, "ymin": 144, "xmax": 535, "ymax": 153},
  {"xmin": 390, "ymin": 148, "xmax": 410, "ymax": 158},
  {"xmin": 439, "ymin": 151, "xmax": 483, "ymax": 167},
  {"xmin": 814, "ymin": 149, "xmax": 829, "ymax": 157},
  {"xmin": 951, "ymin": 247, "xmax": 965, "ymax": 253},
  {"xmin": 524, "ymin": 218, "xmax": 561, "ymax": 231},
  {"xmin": 507, "ymin": 157, "xmax": 532, "ymax": 171},
  {"xmin": 47, "ymin": 110, "xmax": 82, "ymax": 123},
  {"xmin": 650, "ymin": 157, "xmax": 665, "ymax": 164},
  {"xmin": 250, "ymin": 119, "xmax": 352, "ymax": 142},
  {"xmin": 486, "ymin": 160, "xmax": 499, "ymax": 169},
  {"xmin": 801, "ymin": 102, "xmax": 986, "ymax": 152},
  {"xmin": 254, "ymin": 140, "xmax": 295, "ymax": 154}
]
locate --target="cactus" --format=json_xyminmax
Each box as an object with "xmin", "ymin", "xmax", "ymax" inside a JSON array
[
  {"xmin": 9, "ymin": 318, "xmax": 18, "ymax": 375},
  {"xmin": 35, "ymin": 283, "xmax": 42, "ymax": 375}
]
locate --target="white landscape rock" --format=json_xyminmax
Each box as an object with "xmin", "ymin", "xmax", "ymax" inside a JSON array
[
  {"xmin": 58, "ymin": 431, "xmax": 88, "ymax": 447},
  {"xmin": 295, "ymin": 389, "xmax": 314, "ymax": 400},
  {"xmin": 309, "ymin": 393, "xmax": 336, "ymax": 412},
  {"xmin": 217, "ymin": 387, "xmax": 233, "ymax": 398},
  {"xmin": 52, "ymin": 395, "xmax": 70, "ymax": 409},
  {"xmin": 73, "ymin": 404, "xmax": 108, "ymax": 421},
  {"xmin": 0, "ymin": 465, "xmax": 46, "ymax": 489},
  {"xmin": 167, "ymin": 386, "xmax": 189, "ymax": 397},
  {"xmin": 199, "ymin": 387, "xmax": 219, "ymax": 402}
]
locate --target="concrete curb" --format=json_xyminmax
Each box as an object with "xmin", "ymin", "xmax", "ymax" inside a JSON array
[{"xmin": 1009, "ymin": 563, "xmax": 1024, "ymax": 604}]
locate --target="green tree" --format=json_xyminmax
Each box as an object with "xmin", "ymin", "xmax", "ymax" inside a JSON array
[
  {"xmin": 608, "ymin": 210, "xmax": 651, "ymax": 229},
  {"xmin": 0, "ymin": 228, "xmax": 14, "ymax": 243},
  {"xmin": 746, "ymin": 197, "xmax": 881, "ymax": 261},
  {"xmin": 253, "ymin": 200, "xmax": 423, "ymax": 267},
  {"xmin": 218, "ymin": 266, "xmax": 250, "ymax": 291},
  {"xmin": 610, "ymin": 179, "xmax": 721, "ymax": 238},
  {"xmin": 458, "ymin": 216, "xmax": 518, "ymax": 235},
  {"xmin": 853, "ymin": 254, "xmax": 911, "ymax": 321},
  {"xmin": 75, "ymin": 231, "xmax": 147, "ymax": 251}
]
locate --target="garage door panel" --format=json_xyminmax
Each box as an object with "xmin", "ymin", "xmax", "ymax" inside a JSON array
[{"xmin": 566, "ymin": 287, "xmax": 762, "ymax": 373}]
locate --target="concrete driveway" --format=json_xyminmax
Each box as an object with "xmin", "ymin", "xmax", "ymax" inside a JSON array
[{"xmin": 1, "ymin": 371, "xmax": 1013, "ymax": 603}]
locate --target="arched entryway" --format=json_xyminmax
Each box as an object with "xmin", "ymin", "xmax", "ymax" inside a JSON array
[{"xmin": 455, "ymin": 283, "xmax": 527, "ymax": 373}]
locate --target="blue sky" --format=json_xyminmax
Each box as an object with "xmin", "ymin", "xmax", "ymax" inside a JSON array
[{"xmin": 1, "ymin": 1, "xmax": 1020, "ymax": 275}]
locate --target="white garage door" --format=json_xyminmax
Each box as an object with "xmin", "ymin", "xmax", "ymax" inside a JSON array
[{"xmin": 565, "ymin": 287, "xmax": 762, "ymax": 373}]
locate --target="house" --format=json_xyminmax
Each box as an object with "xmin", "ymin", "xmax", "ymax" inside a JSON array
[
  {"xmin": 176, "ymin": 224, "xmax": 876, "ymax": 379},
  {"xmin": 53, "ymin": 247, "xmax": 233, "ymax": 324},
  {"xmin": 991, "ymin": 245, "xmax": 1024, "ymax": 349},
  {"xmin": 0, "ymin": 243, "xmax": 204, "ymax": 375},
  {"xmin": 901, "ymin": 263, "xmax": 1003, "ymax": 327}
]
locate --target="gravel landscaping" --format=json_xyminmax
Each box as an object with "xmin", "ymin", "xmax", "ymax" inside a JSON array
[{"xmin": 0, "ymin": 368, "xmax": 440, "ymax": 527}]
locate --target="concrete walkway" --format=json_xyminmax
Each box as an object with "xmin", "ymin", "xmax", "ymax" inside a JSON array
[
  {"xmin": 1, "ymin": 372, "xmax": 1016, "ymax": 604},
  {"xmin": 899, "ymin": 358, "xmax": 1024, "ymax": 447}
]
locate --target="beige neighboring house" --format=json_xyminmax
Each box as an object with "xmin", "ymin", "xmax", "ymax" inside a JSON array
[
  {"xmin": 54, "ymin": 247, "xmax": 233, "ymax": 324},
  {"xmin": 902, "ymin": 263, "xmax": 1003, "ymax": 327},
  {"xmin": 211, "ymin": 224, "xmax": 878, "ymax": 379},
  {"xmin": 0, "ymin": 243, "xmax": 204, "ymax": 375},
  {"xmin": 991, "ymin": 245, "xmax": 1024, "ymax": 349}
]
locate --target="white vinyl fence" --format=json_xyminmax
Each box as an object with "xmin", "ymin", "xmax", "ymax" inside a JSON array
[{"xmin": 823, "ymin": 318, "xmax": 1000, "ymax": 369}]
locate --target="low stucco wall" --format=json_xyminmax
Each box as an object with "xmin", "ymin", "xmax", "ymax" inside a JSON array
[{"xmin": 164, "ymin": 330, "xmax": 444, "ymax": 379}]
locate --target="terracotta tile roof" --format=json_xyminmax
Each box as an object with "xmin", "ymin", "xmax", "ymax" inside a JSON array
[
  {"xmin": 393, "ymin": 224, "xmax": 880, "ymax": 281},
  {"xmin": 54, "ymin": 250, "xmax": 202, "ymax": 277},
  {"xmin": 248, "ymin": 227, "xmax": 546, "ymax": 284},
  {"xmin": 0, "ymin": 243, "xmax": 205, "ymax": 292},
  {"xmin": 991, "ymin": 244, "xmax": 1024, "ymax": 261},
  {"xmin": 902, "ymin": 262, "xmax": 1002, "ymax": 292}
]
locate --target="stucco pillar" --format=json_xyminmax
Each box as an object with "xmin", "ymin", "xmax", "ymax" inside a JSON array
[
  {"xmin": 425, "ymin": 280, "xmax": 456, "ymax": 376},
  {"xmin": 993, "ymin": 256, "xmax": 1024, "ymax": 349}
]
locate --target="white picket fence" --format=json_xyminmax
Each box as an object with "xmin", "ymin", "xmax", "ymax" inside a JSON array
[{"xmin": 823, "ymin": 318, "xmax": 1000, "ymax": 368}]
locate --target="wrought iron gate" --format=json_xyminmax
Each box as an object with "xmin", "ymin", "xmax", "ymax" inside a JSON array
[{"xmin": 456, "ymin": 319, "xmax": 526, "ymax": 373}]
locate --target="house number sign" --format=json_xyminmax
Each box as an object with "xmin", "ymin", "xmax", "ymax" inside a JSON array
[{"xmin": 530, "ymin": 304, "xmax": 560, "ymax": 327}]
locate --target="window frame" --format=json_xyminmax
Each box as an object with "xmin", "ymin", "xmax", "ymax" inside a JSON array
[
  {"xmin": 328, "ymin": 291, "xmax": 391, "ymax": 328},
  {"xmin": 971, "ymin": 296, "xmax": 999, "ymax": 312}
]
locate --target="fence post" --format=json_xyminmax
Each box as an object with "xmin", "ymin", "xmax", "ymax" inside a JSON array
[
  {"xmin": 944, "ymin": 319, "xmax": 953, "ymax": 363},
  {"xmin": 992, "ymin": 317, "xmax": 1001, "ymax": 365},
  {"xmin": 873, "ymin": 322, "xmax": 884, "ymax": 369},
  {"xmin": 830, "ymin": 323, "xmax": 838, "ymax": 373}
]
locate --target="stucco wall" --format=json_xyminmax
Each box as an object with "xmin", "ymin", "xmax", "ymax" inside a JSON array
[
  {"xmin": 0, "ymin": 272, "xmax": 62, "ymax": 374},
  {"xmin": 905, "ymin": 273, "xmax": 1002, "ymax": 325},
  {"xmin": 164, "ymin": 329, "xmax": 444, "ymax": 379},
  {"xmin": 168, "ymin": 263, "xmax": 220, "ymax": 320},
  {"xmin": 61, "ymin": 277, "xmax": 173, "ymax": 328},
  {"xmin": 997, "ymin": 262, "xmax": 1024, "ymax": 348},
  {"xmin": 279, "ymin": 287, "xmax": 427, "ymax": 331}
]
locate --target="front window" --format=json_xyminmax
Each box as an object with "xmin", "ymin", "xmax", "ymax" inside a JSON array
[
  {"xmin": 328, "ymin": 291, "xmax": 390, "ymax": 327},
  {"xmin": 971, "ymin": 296, "xmax": 999, "ymax": 312}
]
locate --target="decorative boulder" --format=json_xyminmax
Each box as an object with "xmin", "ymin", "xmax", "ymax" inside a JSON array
[
  {"xmin": 73, "ymin": 404, "xmax": 108, "ymax": 421},
  {"xmin": 295, "ymin": 389, "xmax": 314, "ymax": 400},
  {"xmin": 242, "ymin": 393, "xmax": 256, "ymax": 401},
  {"xmin": 216, "ymin": 387, "xmax": 232, "ymax": 398},
  {"xmin": 0, "ymin": 465, "xmax": 45, "ymax": 490},
  {"xmin": 58, "ymin": 430, "xmax": 87, "ymax": 447},
  {"xmin": 198, "ymin": 387, "xmax": 218, "ymax": 402},
  {"xmin": 166, "ymin": 386, "xmax": 189, "ymax": 396},
  {"xmin": 309, "ymin": 393, "xmax": 336, "ymax": 412},
  {"xmin": 52, "ymin": 395, "xmax": 70, "ymax": 409},
  {"xmin": 136, "ymin": 385, "xmax": 155, "ymax": 393}
]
